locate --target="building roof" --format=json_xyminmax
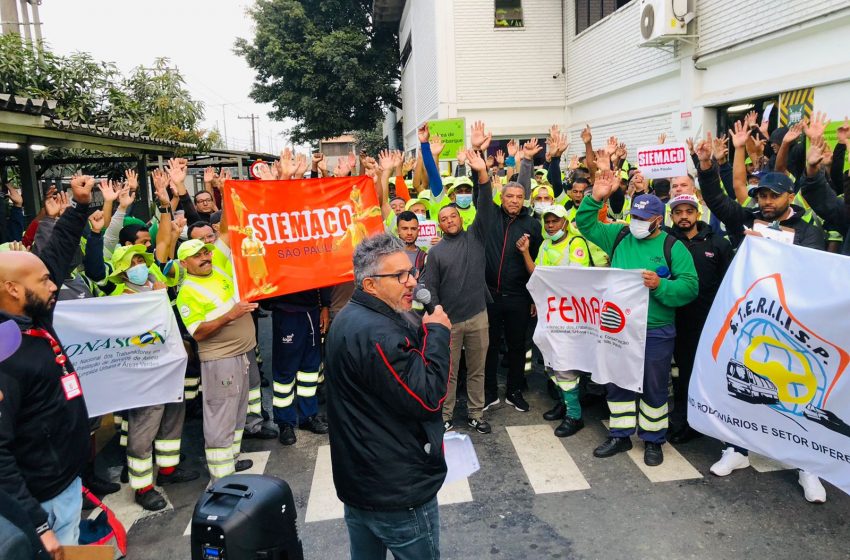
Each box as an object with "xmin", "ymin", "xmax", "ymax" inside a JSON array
[
  {"xmin": 0, "ymin": 93, "xmax": 196, "ymax": 153},
  {"xmin": 372, "ymin": 0, "xmax": 405, "ymax": 24}
]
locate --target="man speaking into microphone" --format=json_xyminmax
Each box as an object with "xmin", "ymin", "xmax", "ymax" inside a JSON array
[{"xmin": 325, "ymin": 233, "xmax": 452, "ymax": 560}]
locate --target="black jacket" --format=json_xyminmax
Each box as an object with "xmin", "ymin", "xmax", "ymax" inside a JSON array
[
  {"xmin": 698, "ymin": 163, "xmax": 825, "ymax": 251},
  {"xmin": 325, "ymin": 289, "xmax": 450, "ymax": 510},
  {"xmin": 799, "ymin": 169, "xmax": 850, "ymax": 256},
  {"xmin": 473, "ymin": 175, "xmax": 543, "ymax": 299},
  {"xmin": 0, "ymin": 201, "xmax": 91, "ymax": 531},
  {"xmin": 667, "ymin": 222, "xmax": 734, "ymax": 325}
]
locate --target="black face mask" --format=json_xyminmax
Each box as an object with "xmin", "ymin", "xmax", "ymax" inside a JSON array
[{"xmin": 23, "ymin": 289, "xmax": 53, "ymax": 323}]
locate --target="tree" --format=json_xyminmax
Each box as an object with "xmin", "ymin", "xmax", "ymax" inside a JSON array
[
  {"xmin": 353, "ymin": 124, "xmax": 386, "ymax": 157},
  {"xmin": 235, "ymin": 0, "xmax": 399, "ymax": 144},
  {"xmin": 0, "ymin": 36, "xmax": 220, "ymax": 152}
]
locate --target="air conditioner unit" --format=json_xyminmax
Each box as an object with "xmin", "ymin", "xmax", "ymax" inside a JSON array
[{"xmin": 639, "ymin": 0, "xmax": 692, "ymax": 45}]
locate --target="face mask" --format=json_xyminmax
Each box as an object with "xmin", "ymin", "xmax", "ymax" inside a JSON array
[
  {"xmin": 629, "ymin": 218, "xmax": 657, "ymax": 240},
  {"xmin": 533, "ymin": 202, "xmax": 550, "ymax": 215},
  {"xmin": 544, "ymin": 229, "xmax": 566, "ymax": 242},
  {"xmin": 455, "ymin": 193, "xmax": 473, "ymax": 209},
  {"xmin": 414, "ymin": 213, "xmax": 427, "ymax": 222},
  {"xmin": 126, "ymin": 263, "xmax": 149, "ymax": 285}
]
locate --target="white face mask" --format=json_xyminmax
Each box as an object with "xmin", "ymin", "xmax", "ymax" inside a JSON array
[
  {"xmin": 414, "ymin": 213, "xmax": 427, "ymax": 222},
  {"xmin": 533, "ymin": 202, "xmax": 551, "ymax": 215},
  {"xmin": 126, "ymin": 263, "xmax": 149, "ymax": 285},
  {"xmin": 629, "ymin": 218, "xmax": 656, "ymax": 240}
]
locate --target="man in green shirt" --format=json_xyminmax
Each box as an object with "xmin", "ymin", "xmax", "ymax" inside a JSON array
[{"xmin": 576, "ymin": 169, "xmax": 698, "ymax": 466}]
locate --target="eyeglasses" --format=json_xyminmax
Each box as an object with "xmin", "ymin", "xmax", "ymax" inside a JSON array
[{"xmin": 370, "ymin": 267, "xmax": 419, "ymax": 284}]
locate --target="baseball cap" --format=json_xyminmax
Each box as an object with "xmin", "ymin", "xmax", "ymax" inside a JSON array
[
  {"xmin": 0, "ymin": 320, "xmax": 21, "ymax": 362},
  {"xmin": 542, "ymin": 205, "xmax": 569, "ymax": 219},
  {"xmin": 668, "ymin": 194, "xmax": 700, "ymax": 209},
  {"xmin": 630, "ymin": 194, "xmax": 666, "ymax": 220},
  {"xmin": 748, "ymin": 172, "xmax": 795, "ymax": 197},
  {"xmin": 177, "ymin": 239, "xmax": 216, "ymax": 261}
]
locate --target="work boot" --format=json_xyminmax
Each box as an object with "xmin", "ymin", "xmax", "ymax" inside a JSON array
[
  {"xmin": 279, "ymin": 424, "xmax": 297, "ymax": 446},
  {"xmin": 157, "ymin": 466, "xmax": 200, "ymax": 485},
  {"xmin": 135, "ymin": 488, "xmax": 167, "ymax": 512},
  {"xmin": 709, "ymin": 447, "xmax": 750, "ymax": 476},
  {"xmin": 244, "ymin": 426, "xmax": 278, "ymax": 440},
  {"xmin": 554, "ymin": 417, "xmax": 584, "ymax": 438},
  {"xmin": 543, "ymin": 401, "xmax": 566, "ymax": 421},
  {"xmin": 235, "ymin": 459, "xmax": 254, "ymax": 472},
  {"xmin": 593, "ymin": 436, "xmax": 633, "ymax": 458},
  {"xmin": 644, "ymin": 442, "xmax": 664, "ymax": 466},
  {"xmin": 83, "ymin": 468, "xmax": 120, "ymax": 496},
  {"xmin": 299, "ymin": 416, "xmax": 329, "ymax": 435}
]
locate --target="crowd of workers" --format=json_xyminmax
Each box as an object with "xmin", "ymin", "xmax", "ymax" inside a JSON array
[{"xmin": 0, "ymin": 106, "xmax": 847, "ymax": 558}]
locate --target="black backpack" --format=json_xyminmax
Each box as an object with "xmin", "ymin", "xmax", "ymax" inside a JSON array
[{"xmin": 610, "ymin": 225, "xmax": 678, "ymax": 276}]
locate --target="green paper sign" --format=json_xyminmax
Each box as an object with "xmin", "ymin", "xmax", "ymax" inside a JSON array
[
  {"xmin": 427, "ymin": 118, "xmax": 466, "ymax": 160},
  {"xmin": 815, "ymin": 120, "xmax": 848, "ymax": 173}
]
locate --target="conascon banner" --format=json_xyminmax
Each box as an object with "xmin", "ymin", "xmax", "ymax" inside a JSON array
[
  {"xmin": 222, "ymin": 176, "xmax": 385, "ymax": 301},
  {"xmin": 527, "ymin": 266, "xmax": 649, "ymax": 392},
  {"xmin": 53, "ymin": 291, "xmax": 187, "ymax": 417},
  {"xmin": 690, "ymin": 237, "xmax": 850, "ymax": 495}
]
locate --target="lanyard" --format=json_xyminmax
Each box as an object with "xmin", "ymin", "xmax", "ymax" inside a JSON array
[{"xmin": 23, "ymin": 327, "xmax": 72, "ymax": 375}]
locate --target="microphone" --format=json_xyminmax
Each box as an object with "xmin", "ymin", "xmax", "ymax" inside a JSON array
[{"xmin": 414, "ymin": 285, "xmax": 436, "ymax": 314}]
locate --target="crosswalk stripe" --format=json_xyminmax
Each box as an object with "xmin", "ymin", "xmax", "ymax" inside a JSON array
[
  {"xmin": 506, "ymin": 424, "xmax": 591, "ymax": 493},
  {"xmin": 749, "ymin": 453, "xmax": 793, "ymax": 472},
  {"xmin": 95, "ymin": 483, "xmax": 173, "ymax": 533},
  {"xmin": 183, "ymin": 451, "xmax": 272, "ymax": 536},
  {"xmin": 437, "ymin": 477, "xmax": 473, "ymax": 505},
  {"xmin": 304, "ymin": 445, "xmax": 345, "ymax": 523},
  {"xmin": 601, "ymin": 420, "xmax": 702, "ymax": 483}
]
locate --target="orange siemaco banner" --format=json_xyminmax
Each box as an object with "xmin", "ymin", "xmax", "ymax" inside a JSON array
[{"xmin": 222, "ymin": 176, "xmax": 384, "ymax": 301}]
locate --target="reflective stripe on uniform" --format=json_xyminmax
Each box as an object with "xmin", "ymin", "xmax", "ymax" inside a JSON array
[
  {"xmin": 127, "ymin": 455, "xmax": 154, "ymax": 489},
  {"xmin": 609, "ymin": 415, "xmax": 637, "ymax": 429},
  {"xmin": 248, "ymin": 387, "xmax": 262, "ymax": 415},
  {"xmin": 607, "ymin": 400, "xmax": 636, "ymax": 415},
  {"xmin": 638, "ymin": 399, "xmax": 669, "ymax": 431},
  {"xmin": 231, "ymin": 429, "xmax": 244, "ymax": 456},
  {"xmin": 297, "ymin": 371, "xmax": 320, "ymax": 383},
  {"xmin": 296, "ymin": 385, "xmax": 317, "ymax": 398},
  {"xmin": 639, "ymin": 400, "xmax": 668, "ymax": 420},
  {"xmin": 273, "ymin": 394, "xmax": 294, "ymax": 408},
  {"xmin": 154, "ymin": 439, "xmax": 181, "ymax": 453},
  {"xmin": 274, "ymin": 380, "xmax": 295, "ymax": 394}
]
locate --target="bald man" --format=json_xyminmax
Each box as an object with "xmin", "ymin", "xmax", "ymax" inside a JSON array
[{"xmin": 0, "ymin": 175, "xmax": 94, "ymax": 559}]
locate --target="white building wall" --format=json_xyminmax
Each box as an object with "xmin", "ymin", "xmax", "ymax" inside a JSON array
[
  {"xmin": 563, "ymin": 0, "xmax": 850, "ymax": 159},
  {"xmin": 398, "ymin": 0, "xmax": 441, "ymax": 151}
]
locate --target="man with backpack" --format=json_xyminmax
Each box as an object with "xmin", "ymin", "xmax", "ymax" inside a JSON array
[{"xmin": 576, "ymin": 170, "xmax": 698, "ymax": 466}]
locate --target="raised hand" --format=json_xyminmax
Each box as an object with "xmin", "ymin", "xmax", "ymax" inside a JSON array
[
  {"xmin": 317, "ymin": 155, "xmax": 328, "ymax": 176},
  {"xmin": 506, "ymin": 138, "xmax": 519, "ymax": 157},
  {"xmin": 418, "ymin": 123, "xmax": 430, "ymax": 143},
  {"xmin": 70, "ymin": 173, "xmax": 94, "ymax": 204},
  {"xmin": 581, "ymin": 124, "xmax": 592, "ymax": 145},
  {"xmin": 745, "ymin": 134, "xmax": 766, "ymax": 160},
  {"xmin": 657, "ymin": 132, "xmax": 667, "ymax": 145},
  {"xmin": 203, "ymin": 166, "xmax": 216, "ymax": 184},
  {"xmin": 522, "ymin": 138, "xmax": 542, "ymax": 160},
  {"xmin": 695, "ymin": 132, "xmax": 713, "ymax": 165},
  {"xmin": 728, "ymin": 120, "xmax": 749, "ymax": 149},
  {"xmin": 495, "ymin": 149, "xmax": 505, "ymax": 166},
  {"xmin": 391, "ymin": 150, "xmax": 404, "ymax": 172},
  {"xmin": 744, "ymin": 110, "xmax": 758, "ymax": 130},
  {"xmin": 470, "ymin": 120, "xmax": 491, "ymax": 150},
  {"xmin": 347, "ymin": 152, "xmax": 357, "ymax": 172},
  {"xmin": 591, "ymin": 169, "xmax": 618, "ymax": 202},
  {"xmin": 430, "ymin": 134, "xmax": 445, "ymax": 157},
  {"xmin": 312, "ymin": 152, "xmax": 324, "ymax": 171},
  {"xmin": 279, "ymin": 148, "xmax": 295, "ymax": 179},
  {"xmin": 615, "ymin": 142, "xmax": 626, "ymax": 161},
  {"xmin": 44, "ymin": 192, "xmax": 61, "ymax": 217},
  {"xmin": 836, "ymin": 117, "xmax": 850, "ymax": 145},
  {"xmin": 293, "ymin": 153, "xmax": 308, "ymax": 178},
  {"xmin": 465, "ymin": 149, "xmax": 486, "ymax": 172},
  {"xmin": 378, "ymin": 149, "xmax": 394, "ymax": 171},
  {"xmin": 803, "ymin": 111, "xmax": 830, "ymax": 142},
  {"xmin": 151, "ymin": 169, "xmax": 170, "ymax": 203},
  {"xmin": 456, "ymin": 150, "xmax": 467, "ymax": 166},
  {"xmin": 568, "ymin": 154, "xmax": 580, "ymax": 170},
  {"xmin": 88, "ymin": 210, "xmax": 105, "ymax": 233},
  {"xmin": 807, "ymin": 136, "xmax": 826, "ymax": 169},
  {"xmin": 125, "ymin": 169, "xmax": 139, "ymax": 190},
  {"xmin": 98, "ymin": 178, "xmax": 119, "ymax": 203},
  {"xmin": 403, "ymin": 156, "xmax": 415, "ymax": 174},
  {"xmin": 783, "ymin": 121, "xmax": 804, "ymax": 145},
  {"xmin": 606, "ymin": 136, "xmax": 618, "ymax": 156},
  {"xmin": 117, "ymin": 185, "xmax": 136, "ymax": 210},
  {"xmin": 712, "ymin": 134, "xmax": 729, "ymax": 163},
  {"xmin": 6, "ymin": 184, "xmax": 22, "ymax": 207},
  {"xmin": 594, "ymin": 149, "xmax": 611, "ymax": 171},
  {"xmin": 686, "ymin": 137, "xmax": 695, "ymax": 155},
  {"xmin": 254, "ymin": 162, "xmax": 274, "ymax": 181},
  {"xmin": 166, "ymin": 158, "xmax": 187, "ymax": 187},
  {"xmin": 335, "ymin": 156, "xmax": 352, "ymax": 177}
]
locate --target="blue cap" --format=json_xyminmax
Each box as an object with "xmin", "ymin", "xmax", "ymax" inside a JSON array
[
  {"xmin": 748, "ymin": 172, "xmax": 795, "ymax": 197},
  {"xmin": 630, "ymin": 194, "xmax": 665, "ymax": 220}
]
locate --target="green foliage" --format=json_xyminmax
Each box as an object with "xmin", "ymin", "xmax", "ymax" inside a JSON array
[
  {"xmin": 235, "ymin": 0, "xmax": 399, "ymax": 144},
  {"xmin": 353, "ymin": 123, "xmax": 386, "ymax": 157},
  {"xmin": 0, "ymin": 35, "xmax": 220, "ymax": 152}
]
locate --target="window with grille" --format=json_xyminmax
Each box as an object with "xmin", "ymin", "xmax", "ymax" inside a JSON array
[
  {"xmin": 495, "ymin": 0, "xmax": 523, "ymax": 28},
  {"xmin": 575, "ymin": 0, "xmax": 630, "ymax": 35}
]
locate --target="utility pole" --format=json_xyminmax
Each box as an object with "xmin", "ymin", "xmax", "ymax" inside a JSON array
[{"xmin": 238, "ymin": 114, "xmax": 258, "ymax": 152}]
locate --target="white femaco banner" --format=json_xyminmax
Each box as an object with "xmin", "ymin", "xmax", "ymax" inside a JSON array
[
  {"xmin": 53, "ymin": 291, "xmax": 188, "ymax": 417},
  {"xmin": 690, "ymin": 237, "xmax": 850, "ymax": 495},
  {"xmin": 527, "ymin": 267, "xmax": 649, "ymax": 392}
]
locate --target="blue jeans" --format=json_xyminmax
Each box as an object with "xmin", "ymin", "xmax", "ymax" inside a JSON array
[
  {"xmin": 38, "ymin": 477, "xmax": 81, "ymax": 545},
  {"xmin": 344, "ymin": 496, "xmax": 440, "ymax": 560}
]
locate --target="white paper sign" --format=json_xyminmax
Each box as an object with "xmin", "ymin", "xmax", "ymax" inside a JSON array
[
  {"xmin": 527, "ymin": 266, "xmax": 649, "ymax": 392},
  {"xmin": 54, "ymin": 291, "xmax": 188, "ymax": 417},
  {"xmin": 690, "ymin": 237, "xmax": 850, "ymax": 496},
  {"xmin": 751, "ymin": 221, "xmax": 795, "ymax": 245},
  {"xmin": 637, "ymin": 144, "xmax": 689, "ymax": 179},
  {"xmin": 415, "ymin": 220, "xmax": 439, "ymax": 249},
  {"xmin": 443, "ymin": 432, "xmax": 480, "ymax": 484}
]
